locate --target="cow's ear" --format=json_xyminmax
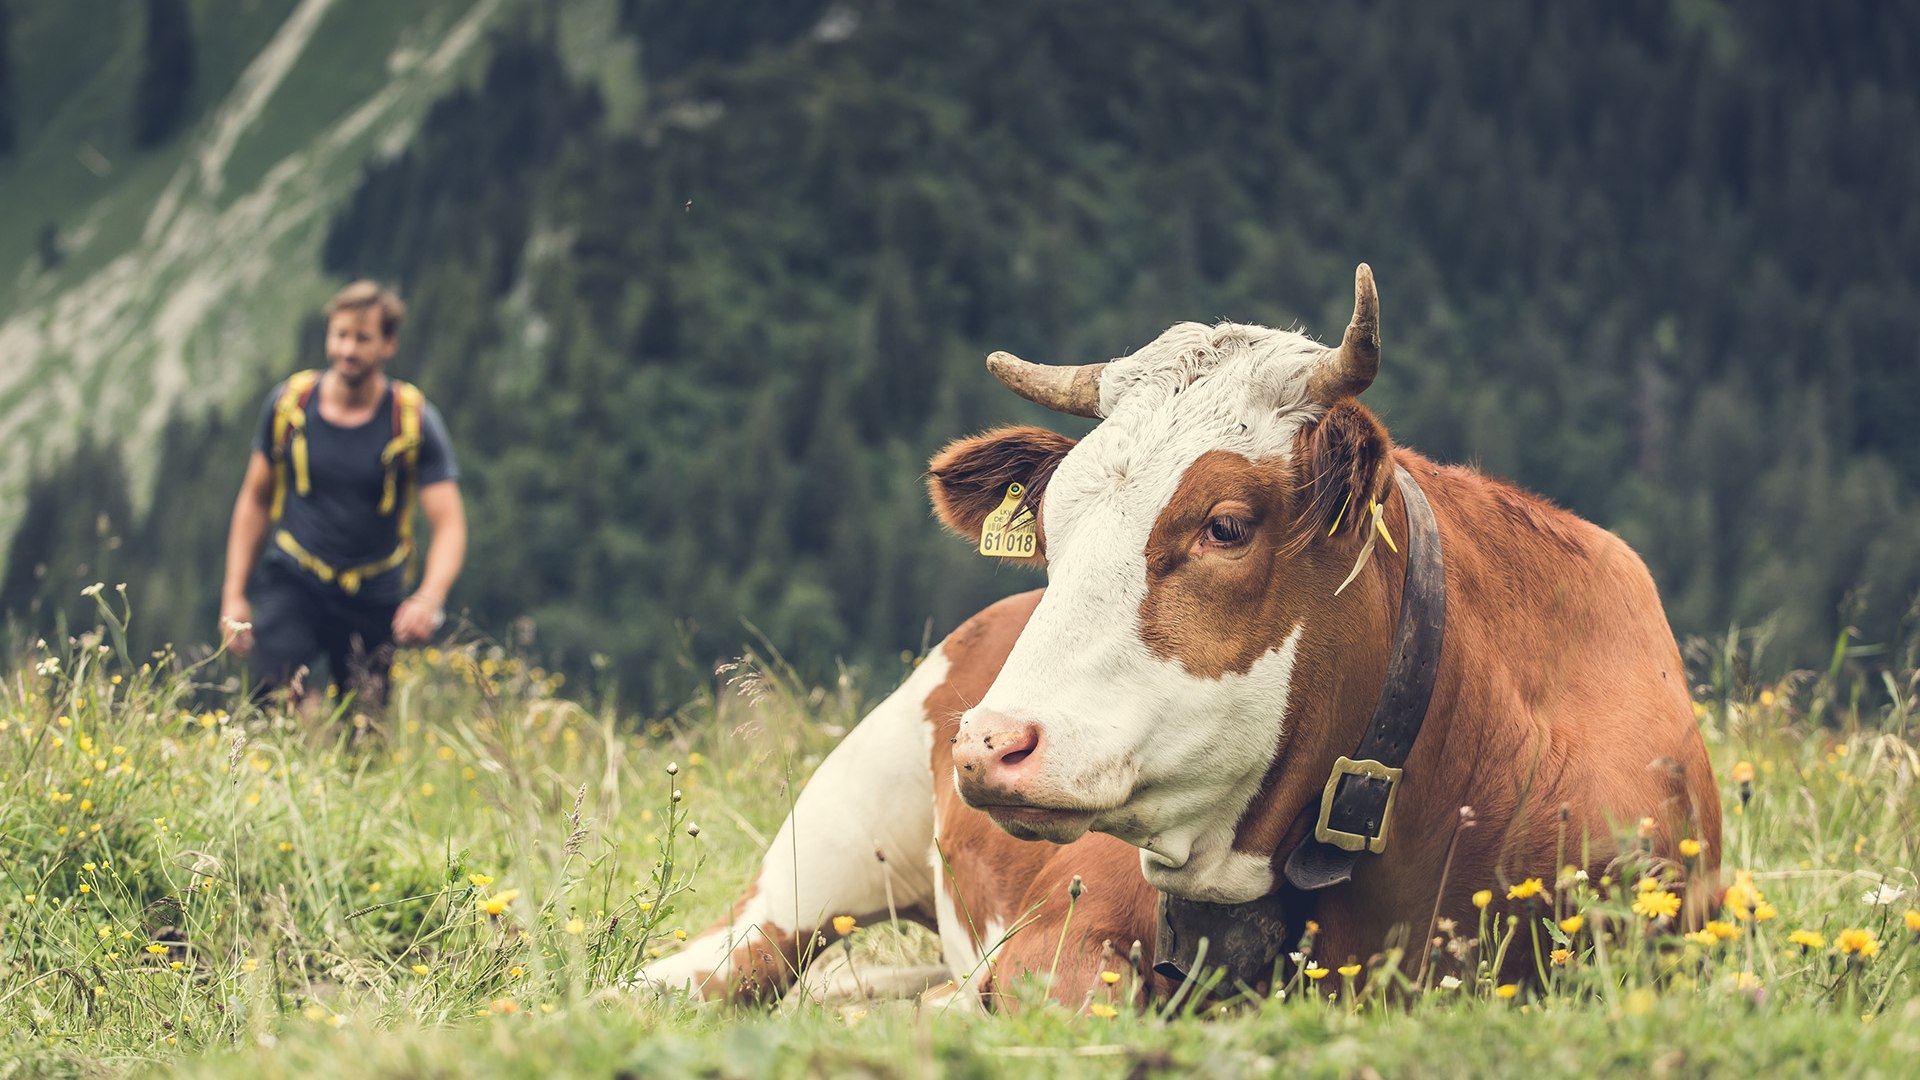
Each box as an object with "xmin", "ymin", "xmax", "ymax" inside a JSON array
[
  {"xmin": 1297, "ymin": 401, "xmax": 1394, "ymax": 543},
  {"xmin": 927, "ymin": 426, "xmax": 1077, "ymax": 560}
]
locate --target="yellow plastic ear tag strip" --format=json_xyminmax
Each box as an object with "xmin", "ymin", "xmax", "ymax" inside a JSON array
[
  {"xmin": 978, "ymin": 482, "xmax": 1039, "ymax": 559},
  {"xmin": 1336, "ymin": 498, "xmax": 1398, "ymax": 596}
]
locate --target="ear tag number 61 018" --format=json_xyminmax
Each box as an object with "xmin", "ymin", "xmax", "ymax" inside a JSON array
[{"xmin": 978, "ymin": 482, "xmax": 1038, "ymax": 559}]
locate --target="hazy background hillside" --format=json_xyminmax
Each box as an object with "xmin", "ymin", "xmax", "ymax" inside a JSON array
[{"xmin": 5, "ymin": 0, "xmax": 1918, "ymax": 707}]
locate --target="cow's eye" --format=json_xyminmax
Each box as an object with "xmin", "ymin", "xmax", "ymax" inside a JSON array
[{"xmin": 1205, "ymin": 517, "xmax": 1249, "ymax": 546}]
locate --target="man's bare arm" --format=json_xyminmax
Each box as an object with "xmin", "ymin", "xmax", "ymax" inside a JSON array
[
  {"xmin": 220, "ymin": 452, "xmax": 275, "ymax": 655},
  {"xmin": 393, "ymin": 480, "xmax": 466, "ymax": 643}
]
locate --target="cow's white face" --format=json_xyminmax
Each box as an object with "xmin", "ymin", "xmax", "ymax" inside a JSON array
[{"xmin": 951, "ymin": 323, "xmax": 1337, "ymax": 904}]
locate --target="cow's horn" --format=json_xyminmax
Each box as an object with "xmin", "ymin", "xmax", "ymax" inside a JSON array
[
  {"xmin": 1307, "ymin": 263, "xmax": 1380, "ymax": 402},
  {"xmin": 986, "ymin": 351, "xmax": 1107, "ymax": 418}
]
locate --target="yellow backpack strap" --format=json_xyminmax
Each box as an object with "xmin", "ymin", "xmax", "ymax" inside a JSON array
[
  {"xmin": 269, "ymin": 370, "xmax": 321, "ymax": 521},
  {"xmin": 379, "ymin": 380, "xmax": 425, "ymax": 518}
]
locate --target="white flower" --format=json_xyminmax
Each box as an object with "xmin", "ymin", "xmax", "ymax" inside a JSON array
[
  {"xmin": 1438, "ymin": 975, "xmax": 1463, "ymax": 990},
  {"xmin": 81, "ymin": 582, "xmax": 104, "ymax": 598},
  {"xmin": 35, "ymin": 657, "xmax": 60, "ymax": 676},
  {"xmin": 1861, "ymin": 883, "xmax": 1907, "ymax": 907}
]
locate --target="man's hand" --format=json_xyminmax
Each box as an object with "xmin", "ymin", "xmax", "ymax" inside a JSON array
[
  {"xmin": 392, "ymin": 593, "xmax": 445, "ymax": 645},
  {"xmin": 220, "ymin": 598, "xmax": 255, "ymax": 657}
]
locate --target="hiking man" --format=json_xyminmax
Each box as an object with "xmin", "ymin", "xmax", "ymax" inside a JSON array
[{"xmin": 218, "ymin": 281, "xmax": 466, "ymax": 706}]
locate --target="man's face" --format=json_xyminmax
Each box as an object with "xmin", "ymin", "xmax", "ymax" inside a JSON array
[{"xmin": 325, "ymin": 307, "xmax": 397, "ymax": 387}]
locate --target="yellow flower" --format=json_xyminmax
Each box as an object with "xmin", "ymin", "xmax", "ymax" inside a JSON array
[
  {"xmin": 1705, "ymin": 920, "xmax": 1740, "ymax": 941},
  {"xmin": 79, "ymin": 884, "xmax": 91, "ymax": 894},
  {"xmin": 1684, "ymin": 929, "xmax": 1717, "ymax": 946},
  {"xmin": 23, "ymin": 895, "xmax": 35, "ymax": 904},
  {"xmin": 145, "ymin": 943, "xmax": 169, "ymax": 955},
  {"xmin": 169, "ymin": 960, "xmax": 184, "ymax": 970},
  {"xmin": 469, "ymin": 873, "xmax": 493, "ymax": 886},
  {"xmin": 243, "ymin": 959, "xmax": 258, "ymax": 972},
  {"xmin": 1304, "ymin": 966, "xmax": 1330, "ymax": 980},
  {"xmin": 688, "ymin": 752, "xmax": 705, "ymax": 767},
  {"xmin": 411, "ymin": 964, "xmax": 430, "ymax": 975},
  {"xmin": 1472, "ymin": 889, "xmax": 1493, "ymax": 909},
  {"xmin": 509, "ymin": 966, "xmax": 526, "ymax": 978},
  {"xmin": 1337, "ymin": 964, "xmax": 1362, "ymax": 978},
  {"xmin": 1835, "ymin": 928, "xmax": 1879, "ymax": 958},
  {"xmin": 1099, "ymin": 970, "xmax": 1121, "ymax": 985},
  {"xmin": 1507, "ymin": 878, "xmax": 1545, "ymax": 901},
  {"xmin": 1758, "ymin": 689, "xmax": 1776, "ymax": 707},
  {"xmin": 1549, "ymin": 948, "xmax": 1572, "ymax": 966},
  {"xmin": 1495, "ymin": 984, "xmax": 1520, "ymax": 999},
  {"xmin": 1753, "ymin": 902, "xmax": 1778, "ymax": 922},
  {"xmin": 832, "ymin": 915, "xmax": 858, "ymax": 937},
  {"xmin": 673, "ymin": 928, "xmax": 687, "ymax": 941},
  {"xmin": 565, "ymin": 918, "xmax": 585, "ymax": 936},
  {"xmin": 1089, "ymin": 1002, "xmax": 1118, "ymax": 1019},
  {"xmin": 1904, "ymin": 910, "xmax": 1920, "ymax": 934},
  {"xmin": 1678, "ymin": 838, "xmax": 1703, "ymax": 859},
  {"xmin": 479, "ymin": 889, "xmax": 521, "ymax": 916},
  {"xmin": 1559, "ymin": 915, "xmax": 1584, "ymax": 935},
  {"xmin": 1635, "ymin": 876, "xmax": 1661, "ymax": 893},
  {"xmin": 1632, "ymin": 889, "xmax": 1682, "ymax": 920},
  {"xmin": 1731, "ymin": 761, "xmax": 1754, "ymax": 783},
  {"xmin": 1788, "ymin": 929, "xmax": 1826, "ymax": 949}
]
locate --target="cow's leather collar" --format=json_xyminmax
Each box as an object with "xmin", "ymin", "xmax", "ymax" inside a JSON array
[{"xmin": 1154, "ymin": 464, "xmax": 1446, "ymax": 987}]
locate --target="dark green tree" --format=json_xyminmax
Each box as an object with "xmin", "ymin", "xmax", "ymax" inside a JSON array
[
  {"xmin": 132, "ymin": 0, "xmax": 195, "ymax": 148},
  {"xmin": 0, "ymin": 0, "xmax": 15, "ymax": 155}
]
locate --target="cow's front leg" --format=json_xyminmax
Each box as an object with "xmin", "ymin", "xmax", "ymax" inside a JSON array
[{"xmin": 636, "ymin": 650, "xmax": 952, "ymax": 1003}]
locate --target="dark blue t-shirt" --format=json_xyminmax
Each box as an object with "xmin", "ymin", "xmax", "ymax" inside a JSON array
[{"xmin": 253, "ymin": 373, "xmax": 458, "ymax": 601}]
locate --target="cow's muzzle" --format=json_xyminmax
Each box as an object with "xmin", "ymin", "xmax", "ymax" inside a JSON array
[{"xmin": 951, "ymin": 714, "xmax": 1094, "ymax": 843}]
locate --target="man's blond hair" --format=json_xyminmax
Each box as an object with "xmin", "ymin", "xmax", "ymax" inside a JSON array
[{"xmin": 324, "ymin": 280, "xmax": 406, "ymax": 340}]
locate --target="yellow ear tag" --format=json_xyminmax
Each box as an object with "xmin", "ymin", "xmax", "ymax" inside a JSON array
[{"xmin": 978, "ymin": 482, "xmax": 1039, "ymax": 559}]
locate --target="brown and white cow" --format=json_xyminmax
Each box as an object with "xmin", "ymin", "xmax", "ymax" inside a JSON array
[{"xmin": 641, "ymin": 265, "xmax": 1721, "ymax": 1007}]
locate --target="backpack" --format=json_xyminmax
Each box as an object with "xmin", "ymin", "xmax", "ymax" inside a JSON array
[{"xmin": 267, "ymin": 370, "xmax": 426, "ymax": 592}]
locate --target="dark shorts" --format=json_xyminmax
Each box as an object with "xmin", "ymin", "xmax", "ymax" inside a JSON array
[{"xmin": 249, "ymin": 560, "xmax": 399, "ymax": 707}]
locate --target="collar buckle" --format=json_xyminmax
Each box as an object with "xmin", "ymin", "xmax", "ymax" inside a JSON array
[{"xmin": 1313, "ymin": 756, "xmax": 1402, "ymax": 854}]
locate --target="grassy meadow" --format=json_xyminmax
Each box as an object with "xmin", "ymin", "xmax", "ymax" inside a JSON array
[{"xmin": 3, "ymin": 588, "xmax": 1919, "ymax": 1078}]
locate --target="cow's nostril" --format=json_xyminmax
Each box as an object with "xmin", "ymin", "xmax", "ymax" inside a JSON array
[{"xmin": 1001, "ymin": 747, "xmax": 1033, "ymax": 767}]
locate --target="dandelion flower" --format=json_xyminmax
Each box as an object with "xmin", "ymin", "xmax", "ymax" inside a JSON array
[
  {"xmin": 1678, "ymin": 838, "xmax": 1703, "ymax": 859},
  {"xmin": 1089, "ymin": 1002, "xmax": 1118, "ymax": 1019},
  {"xmin": 832, "ymin": 915, "xmax": 858, "ymax": 937},
  {"xmin": 1472, "ymin": 889, "xmax": 1492, "ymax": 909},
  {"xmin": 1835, "ymin": 928, "xmax": 1879, "ymax": 958},
  {"xmin": 1099, "ymin": 970, "xmax": 1121, "ymax": 985},
  {"xmin": 1507, "ymin": 878, "xmax": 1545, "ymax": 901},
  {"xmin": 1705, "ymin": 920, "xmax": 1740, "ymax": 941},
  {"xmin": 1753, "ymin": 902, "xmax": 1778, "ymax": 922},
  {"xmin": 1684, "ymin": 929, "xmax": 1717, "ymax": 946},
  {"xmin": 1632, "ymin": 888, "xmax": 1681, "ymax": 920},
  {"xmin": 1549, "ymin": 948, "xmax": 1572, "ymax": 966},
  {"xmin": 1337, "ymin": 963, "xmax": 1362, "ymax": 977},
  {"xmin": 1558, "ymin": 915, "xmax": 1584, "ymax": 935},
  {"xmin": 1788, "ymin": 929, "xmax": 1826, "ymax": 950}
]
